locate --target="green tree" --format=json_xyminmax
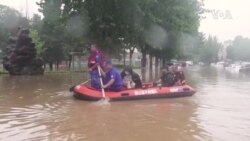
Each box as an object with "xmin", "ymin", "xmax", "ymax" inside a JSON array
[
  {"xmin": 200, "ymin": 35, "xmax": 222, "ymax": 63},
  {"xmin": 227, "ymin": 36, "xmax": 250, "ymax": 61},
  {"xmin": 30, "ymin": 29, "xmax": 45, "ymax": 56},
  {"xmin": 37, "ymin": 0, "xmax": 65, "ymax": 70},
  {"xmin": 0, "ymin": 5, "xmax": 30, "ymax": 58},
  {"xmin": 31, "ymin": 14, "xmax": 43, "ymax": 32},
  {"xmin": 36, "ymin": 0, "xmax": 203, "ymax": 71},
  {"xmin": 179, "ymin": 32, "xmax": 205, "ymax": 61},
  {"xmin": 0, "ymin": 5, "xmax": 21, "ymax": 49}
]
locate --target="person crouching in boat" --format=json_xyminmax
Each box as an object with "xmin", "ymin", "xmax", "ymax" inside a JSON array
[
  {"xmin": 173, "ymin": 65, "xmax": 186, "ymax": 86},
  {"xmin": 121, "ymin": 66, "xmax": 142, "ymax": 89},
  {"xmin": 88, "ymin": 43, "xmax": 105, "ymax": 89},
  {"xmin": 155, "ymin": 66, "xmax": 176, "ymax": 87},
  {"xmin": 99, "ymin": 60, "xmax": 124, "ymax": 91}
]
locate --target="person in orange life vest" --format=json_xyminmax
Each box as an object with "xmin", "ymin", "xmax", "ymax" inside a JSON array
[{"xmin": 88, "ymin": 43, "xmax": 105, "ymax": 89}]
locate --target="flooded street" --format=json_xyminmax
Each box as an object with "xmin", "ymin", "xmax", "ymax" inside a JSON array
[{"xmin": 0, "ymin": 67, "xmax": 250, "ymax": 141}]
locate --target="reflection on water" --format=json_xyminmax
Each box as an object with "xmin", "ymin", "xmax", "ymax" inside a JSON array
[
  {"xmin": 190, "ymin": 67, "xmax": 250, "ymax": 141},
  {"xmin": 0, "ymin": 67, "xmax": 250, "ymax": 141}
]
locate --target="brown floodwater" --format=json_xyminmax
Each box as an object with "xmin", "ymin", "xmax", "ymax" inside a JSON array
[{"xmin": 0, "ymin": 67, "xmax": 250, "ymax": 141}]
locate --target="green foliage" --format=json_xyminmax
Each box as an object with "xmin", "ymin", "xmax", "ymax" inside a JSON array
[
  {"xmin": 37, "ymin": 0, "xmax": 203, "ymax": 59},
  {"xmin": 199, "ymin": 35, "xmax": 222, "ymax": 63},
  {"xmin": 30, "ymin": 29, "xmax": 45, "ymax": 56},
  {"xmin": 0, "ymin": 0, "xmax": 204, "ymax": 66},
  {"xmin": 178, "ymin": 33, "xmax": 222, "ymax": 63},
  {"xmin": 178, "ymin": 32, "xmax": 205, "ymax": 60},
  {"xmin": 37, "ymin": 0, "xmax": 65, "ymax": 64},
  {"xmin": 0, "ymin": 5, "xmax": 26, "ymax": 49},
  {"xmin": 133, "ymin": 0, "xmax": 203, "ymax": 59},
  {"xmin": 31, "ymin": 14, "xmax": 43, "ymax": 32},
  {"xmin": 0, "ymin": 5, "xmax": 22, "ymax": 30},
  {"xmin": 30, "ymin": 14, "xmax": 45, "ymax": 56},
  {"xmin": 0, "ymin": 4, "xmax": 30, "ymax": 60}
]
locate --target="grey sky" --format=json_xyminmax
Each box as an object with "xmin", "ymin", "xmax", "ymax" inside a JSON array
[
  {"xmin": 0, "ymin": 0, "xmax": 40, "ymax": 18},
  {"xmin": 200, "ymin": 0, "xmax": 250, "ymax": 42},
  {"xmin": 1, "ymin": 0, "xmax": 250, "ymax": 42}
]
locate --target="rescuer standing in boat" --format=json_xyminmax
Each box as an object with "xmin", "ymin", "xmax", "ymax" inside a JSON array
[{"xmin": 87, "ymin": 43, "xmax": 105, "ymax": 89}]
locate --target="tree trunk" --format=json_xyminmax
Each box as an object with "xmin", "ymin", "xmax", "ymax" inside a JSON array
[
  {"xmin": 141, "ymin": 49, "xmax": 146, "ymax": 81},
  {"xmin": 43, "ymin": 63, "xmax": 46, "ymax": 70},
  {"xmin": 49, "ymin": 62, "xmax": 53, "ymax": 71},
  {"xmin": 77, "ymin": 56, "xmax": 81, "ymax": 71},
  {"xmin": 149, "ymin": 54, "xmax": 153, "ymax": 80},
  {"xmin": 56, "ymin": 61, "xmax": 59, "ymax": 71},
  {"xmin": 129, "ymin": 47, "xmax": 135, "ymax": 66},
  {"xmin": 68, "ymin": 55, "xmax": 72, "ymax": 70},
  {"xmin": 123, "ymin": 46, "xmax": 126, "ymax": 67},
  {"xmin": 72, "ymin": 55, "xmax": 75, "ymax": 71},
  {"xmin": 129, "ymin": 52, "xmax": 132, "ymax": 66},
  {"xmin": 162, "ymin": 58, "xmax": 166, "ymax": 66},
  {"xmin": 155, "ymin": 57, "xmax": 159, "ymax": 80}
]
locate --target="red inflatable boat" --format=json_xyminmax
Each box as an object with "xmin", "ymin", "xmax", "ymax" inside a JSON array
[{"xmin": 71, "ymin": 83, "xmax": 196, "ymax": 101}]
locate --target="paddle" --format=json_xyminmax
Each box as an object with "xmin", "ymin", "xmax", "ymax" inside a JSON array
[
  {"xmin": 97, "ymin": 65, "xmax": 106, "ymax": 98},
  {"xmin": 69, "ymin": 79, "xmax": 90, "ymax": 92}
]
